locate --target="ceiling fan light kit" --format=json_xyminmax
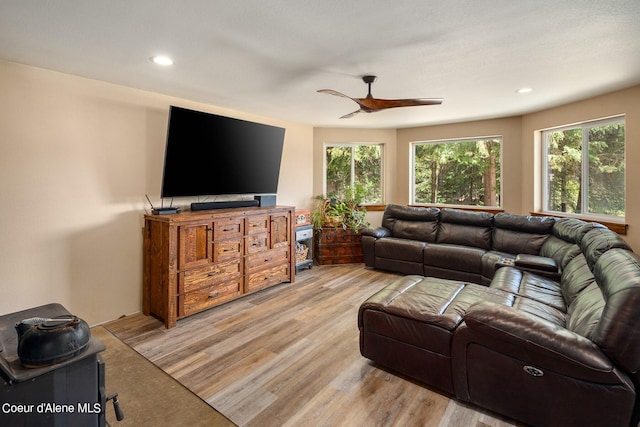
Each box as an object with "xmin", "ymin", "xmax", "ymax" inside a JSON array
[{"xmin": 318, "ymin": 75, "xmax": 443, "ymax": 119}]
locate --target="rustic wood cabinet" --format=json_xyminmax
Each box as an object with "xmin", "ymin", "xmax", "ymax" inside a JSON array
[
  {"xmin": 143, "ymin": 206, "xmax": 295, "ymax": 328},
  {"xmin": 314, "ymin": 227, "xmax": 364, "ymax": 265}
]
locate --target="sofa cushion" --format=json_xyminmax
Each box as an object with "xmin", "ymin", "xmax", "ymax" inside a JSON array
[
  {"xmin": 552, "ymin": 218, "xmax": 603, "ymax": 244},
  {"xmin": 437, "ymin": 209, "xmax": 493, "ymax": 250},
  {"xmin": 381, "ymin": 205, "xmax": 440, "ymax": 242},
  {"xmin": 438, "ymin": 222, "xmax": 492, "ymax": 249},
  {"xmin": 591, "ymin": 249, "xmax": 640, "ymax": 373},
  {"xmin": 359, "ymin": 275, "xmax": 515, "ymax": 352},
  {"xmin": 492, "ymin": 213, "xmax": 554, "ymax": 255},
  {"xmin": 375, "ymin": 257, "xmax": 424, "ymax": 275},
  {"xmin": 565, "ymin": 282, "xmax": 605, "ymax": 340},
  {"xmin": 561, "ymin": 253, "xmax": 596, "ymax": 305},
  {"xmin": 492, "ymin": 229, "xmax": 548, "ymax": 255},
  {"xmin": 392, "ymin": 219, "xmax": 439, "ymax": 242},
  {"xmin": 440, "ymin": 208, "xmax": 494, "ymax": 227},
  {"xmin": 494, "ymin": 212, "xmax": 555, "ymax": 234},
  {"xmin": 511, "ymin": 294, "xmax": 567, "ymax": 326},
  {"xmin": 375, "ymin": 237, "xmax": 426, "ymax": 262},
  {"xmin": 539, "ymin": 235, "xmax": 582, "ymax": 270},
  {"xmin": 580, "ymin": 227, "xmax": 632, "ymax": 269},
  {"xmin": 490, "ymin": 267, "xmax": 565, "ymax": 312},
  {"xmin": 424, "ymin": 243, "xmax": 486, "ymax": 274}
]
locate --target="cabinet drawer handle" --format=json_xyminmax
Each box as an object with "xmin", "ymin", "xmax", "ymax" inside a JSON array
[{"xmin": 208, "ymin": 291, "xmax": 220, "ymax": 299}]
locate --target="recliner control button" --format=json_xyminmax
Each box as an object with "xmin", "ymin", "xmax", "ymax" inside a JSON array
[{"xmin": 523, "ymin": 365, "xmax": 544, "ymax": 377}]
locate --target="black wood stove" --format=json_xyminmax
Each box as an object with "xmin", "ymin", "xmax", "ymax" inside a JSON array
[{"xmin": 0, "ymin": 304, "xmax": 110, "ymax": 426}]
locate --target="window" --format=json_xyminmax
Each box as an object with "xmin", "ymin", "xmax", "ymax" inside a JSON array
[
  {"xmin": 324, "ymin": 143, "xmax": 383, "ymax": 205},
  {"xmin": 411, "ymin": 137, "xmax": 502, "ymax": 207},
  {"xmin": 542, "ymin": 116, "xmax": 625, "ymax": 219}
]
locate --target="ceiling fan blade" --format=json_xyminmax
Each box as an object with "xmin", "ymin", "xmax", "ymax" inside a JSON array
[
  {"xmin": 319, "ymin": 89, "xmax": 374, "ymax": 113},
  {"xmin": 317, "ymin": 89, "xmax": 353, "ymax": 100},
  {"xmin": 354, "ymin": 97, "xmax": 443, "ymax": 110},
  {"xmin": 339, "ymin": 109, "xmax": 363, "ymax": 119}
]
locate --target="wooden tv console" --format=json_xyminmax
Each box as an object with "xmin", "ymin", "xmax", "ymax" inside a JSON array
[{"xmin": 143, "ymin": 206, "xmax": 295, "ymax": 328}]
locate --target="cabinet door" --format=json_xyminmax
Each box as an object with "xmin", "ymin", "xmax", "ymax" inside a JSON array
[
  {"xmin": 270, "ymin": 213, "xmax": 290, "ymax": 249},
  {"xmin": 178, "ymin": 223, "xmax": 212, "ymax": 269}
]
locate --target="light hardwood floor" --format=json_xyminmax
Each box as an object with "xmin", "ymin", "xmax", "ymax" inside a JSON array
[{"xmin": 104, "ymin": 264, "xmax": 521, "ymax": 427}]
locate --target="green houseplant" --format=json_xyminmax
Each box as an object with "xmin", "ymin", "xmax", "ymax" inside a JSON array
[
  {"xmin": 312, "ymin": 184, "xmax": 369, "ymax": 265},
  {"xmin": 311, "ymin": 183, "xmax": 370, "ymax": 233}
]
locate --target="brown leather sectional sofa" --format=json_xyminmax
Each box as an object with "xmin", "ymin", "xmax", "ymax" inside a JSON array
[{"xmin": 359, "ymin": 204, "xmax": 640, "ymax": 426}]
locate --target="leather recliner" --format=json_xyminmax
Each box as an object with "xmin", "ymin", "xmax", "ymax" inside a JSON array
[{"xmin": 359, "ymin": 205, "xmax": 640, "ymax": 426}]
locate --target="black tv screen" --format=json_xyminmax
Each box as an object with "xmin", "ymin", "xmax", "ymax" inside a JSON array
[{"xmin": 161, "ymin": 106, "xmax": 285, "ymax": 198}]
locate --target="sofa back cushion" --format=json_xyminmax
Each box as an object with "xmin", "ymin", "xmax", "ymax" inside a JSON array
[
  {"xmin": 492, "ymin": 213, "xmax": 554, "ymax": 255},
  {"xmin": 580, "ymin": 227, "xmax": 632, "ymax": 270},
  {"xmin": 565, "ymin": 282, "xmax": 605, "ymax": 340},
  {"xmin": 552, "ymin": 218, "xmax": 602, "ymax": 244},
  {"xmin": 561, "ymin": 253, "xmax": 596, "ymax": 304},
  {"xmin": 562, "ymin": 253, "xmax": 604, "ymax": 340},
  {"xmin": 591, "ymin": 249, "xmax": 640, "ymax": 374},
  {"xmin": 540, "ymin": 236, "xmax": 582, "ymax": 270},
  {"xmin": 382, "ymin": 204, "xmax": 440, "ymax": 242},
  {"xmin": 437, "ymin": 209, "xmax": 493, "ymax": 250}
]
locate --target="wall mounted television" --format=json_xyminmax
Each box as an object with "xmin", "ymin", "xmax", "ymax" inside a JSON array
[{"xmin": 160, "ymin": 106, "xmax": 285, "ymax": 199}]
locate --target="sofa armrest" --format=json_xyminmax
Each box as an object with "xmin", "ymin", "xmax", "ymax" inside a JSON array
[
  {"xmin": 461, "ymin": 301, "xmax": 614, "ymax": 381},
  {"xmin": 360, "ymin": 227, "xmax": 391, "ymax": 239},
  {"xmin": 514, "ymin": 254, "xmax": 558, "ymax": 272}
]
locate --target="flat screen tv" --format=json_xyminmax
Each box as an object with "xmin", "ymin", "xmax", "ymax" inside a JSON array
[{"xmin": 160, "ymin": 106, "xmax": 285, "ymax": 199}]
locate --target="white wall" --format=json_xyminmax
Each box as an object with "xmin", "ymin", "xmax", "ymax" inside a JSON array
[{"xmin": 0, "ymin": 60, "xmax": 313, "ymax": 325}]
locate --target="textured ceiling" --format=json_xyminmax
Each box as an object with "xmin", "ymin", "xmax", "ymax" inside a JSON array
[{"xmin": 1, "ymin": 1, "xmax": 639, "ymax": 128}]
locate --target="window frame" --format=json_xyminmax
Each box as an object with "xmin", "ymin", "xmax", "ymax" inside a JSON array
[
  {"xmin": 410, "ymin": 135, "xmax": 503, "ymax": 208},
  {"xmin": 541, "ymin": 115, "xmax": 625, "ymax": 222},
  {"xmin": 322, "ymin": 142, "xmax": 385, "ymax": 206}
]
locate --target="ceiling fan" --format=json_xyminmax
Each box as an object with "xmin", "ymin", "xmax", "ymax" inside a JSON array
[{"xmin": 318, "ymin": 75, "xmax": 443, "ymax": 119}]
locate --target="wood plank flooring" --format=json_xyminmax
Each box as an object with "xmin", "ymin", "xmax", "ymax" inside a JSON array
[{"xmin": 104, "ymin": 264, "xmax": 520, "ymax": 427}]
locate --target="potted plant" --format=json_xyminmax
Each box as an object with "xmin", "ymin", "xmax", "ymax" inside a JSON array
[
  {"xmin": 311, "ymin": 184, "xmax": 370, "ymax": 232},
  {"xmin": 311, "ymin": 184, "xmax": 370, "ymax": 265}
]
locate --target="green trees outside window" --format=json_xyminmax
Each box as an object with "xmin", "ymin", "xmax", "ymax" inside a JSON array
[
  {"xmin": 543, "ymin": 117, "xmax": 625, "ymax": 218},
  {"xmin": 412, "ymin": 138, "xmax": 502, "ymax": 206},
  {"xmin": 324, "ymin": 144, "xmax": 383, "ymax": 205}
]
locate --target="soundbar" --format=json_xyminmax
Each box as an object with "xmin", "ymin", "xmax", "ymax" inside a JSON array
[{"xmin": 190, "ymin": 200, "xmax": 259, "ymax": 211}]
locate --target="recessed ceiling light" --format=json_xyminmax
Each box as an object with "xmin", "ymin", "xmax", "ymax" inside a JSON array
[
  {"xmin": 516, "ymin": 87, "xmax": 533, "ymax": 94},
  {"xmin": 150, "ymin": 55, "xmax": 173, "ymax": 66}
]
